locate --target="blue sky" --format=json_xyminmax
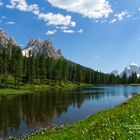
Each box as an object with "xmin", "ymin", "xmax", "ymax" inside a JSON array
[{"xmin": 0, "ymin": 0, "xmax": 140, "ymax": 73}]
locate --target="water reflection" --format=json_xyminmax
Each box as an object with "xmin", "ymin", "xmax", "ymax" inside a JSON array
[{"xmin": 0, "ymin": 86, "xmax": 140, "ymax": 139}]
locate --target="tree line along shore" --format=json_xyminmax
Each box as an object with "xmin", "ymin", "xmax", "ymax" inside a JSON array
[{"xmin": 0, "ymin": 45, "xmax": 140, "ymax": 92}]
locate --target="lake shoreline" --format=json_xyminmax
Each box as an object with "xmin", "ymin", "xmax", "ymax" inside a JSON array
[
  {"xmin": 1, "ymin": 83, "xmax": 140, "ymax": 95},
  {"xmin": 12, "ymin": 94, "xmax": 140, "ymax": 140},
  {"xmin": 0, "ymin": 81, "xmax": 93, "ymax": 95}
]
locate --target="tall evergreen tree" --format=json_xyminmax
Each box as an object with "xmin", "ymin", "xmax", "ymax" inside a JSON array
[
  {"xmin": 39, "ymin": 53, "xmax": 46, "ymax": 83},
  {"xmin": 121, "ymin": 72, "xmax": 128, "ymax": 84}
]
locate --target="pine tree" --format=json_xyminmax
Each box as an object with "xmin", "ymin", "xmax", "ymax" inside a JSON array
[
  {"xmin": 0, "ymin": 54, "xmax": 3, "ymax": 87},
  {"xmin": 12, "ymin": 47, "xmax": 23, "ymax": 88},
  {"xmin": 121, "ymin": 72, "xmax": 128, "ymax": 84},
  {"xmin": 46, "ymin": 57, "xmax": 55, "ymax": 79},
  {"xmin": 53, "ymin": 59, "xmax": 62, "ymax": 81},
  {"xmin": 39, "ymin": 53, "xmax": 46, "ymax": 83}
]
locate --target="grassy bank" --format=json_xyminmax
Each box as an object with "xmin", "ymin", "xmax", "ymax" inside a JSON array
[
  {"xmin": 0, "ymin": 89, "xmax": 32, "ymax": 95},
  {"xmin": 0, "ymin": 81, "xmax": 93, "ymax": 95},
  {"xmin": 16, "ymin": 94, "xmax": 140, "ymax": 140}
]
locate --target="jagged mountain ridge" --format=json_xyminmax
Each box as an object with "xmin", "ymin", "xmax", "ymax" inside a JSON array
[
  {"xmin": 111, "ymin": 63, "xmax": 140, "ymax": 77},
  {"xmin": 22, "ymin": 39, "xmax": 62, "ymax": 59},
  {"xmin": 0, "ymin": 29, "xmax": 62, "ymax": 59},
  {"xmin": 0, "ymin": 29, "xmax": 17, "ymax": 47}
]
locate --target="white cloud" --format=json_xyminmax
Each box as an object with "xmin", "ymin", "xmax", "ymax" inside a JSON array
[
  {"xmin": 38, "ymin": 12, "xmax": 75, "ymax": 26},
  {"xmin": 57, "ymin": 28, "xmax": 82, "ymax": 34},
  {"xmin": 115, "ymin": 11, "xmax": 129, "ymax": 21},
  {"xmin": 63, "ymin": 29, "xmax": 75, "ymax": 33},
  {"xmin": 6, "ymin": 0, "xmax": 39, "ymax": 13},
  {"xmin": 46, "ymin": 30, "xmax": 57, "ymax": 35},
  {"xmin": 48, "ymin": 0, "xmax": 112, "ymax": 19},
  {"xmin": 6, "ymin": 21, "xmax": 15, "ymax": 24},
  {"xmin": 109, "ymin": 18, "xmax": 117, "ymax": 23},
  {"xmin": 0, "ymin": 0, "xmax": 3, "ymax": 6},
  {"xmin": 56, "ymin": 26, "xmax": 69, "ymax": 30},
  {"xmin": 78, "ymin": 29, "xmax": 83, "ymax": 33},
  {"xmin": 71, "ymin": 21, "xmax": 76, "ymax": 27},
  {"xmin": 109, "ymin": 10, "xmax": 130, "ymax": 23},
  {"xmin": 127, "ymin": 14, "xmax": 131, "ymax": 18},
  {"xmin": 7, "ymin": 0, "xmax": 76, "ymax": 27},
  {"xmin": 95, "ymin": 20, "xmax": 99, "ymax": 23}
]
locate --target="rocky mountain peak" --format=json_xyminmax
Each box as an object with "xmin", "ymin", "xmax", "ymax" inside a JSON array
[
  {"xmin": 112, "ymin": 63, "xmax": 140, "ymax": 77},
  {"xmin": 0, "ymin": 29, "xmax": 62, "ymax": 59},
  {"xmin": 125, "ymin": 63, "xmax": 139, "ymax": 70},
  {"xmin": 0, "ymin": 29, "xmax": 17, "ymax": 47},
  {"xmin": 27, "ymin": 38, "xmax": 42, "ymax": 47},
  {"xmin": 22, "ymin": 38, "xmax": 62, "ymax": 59}
]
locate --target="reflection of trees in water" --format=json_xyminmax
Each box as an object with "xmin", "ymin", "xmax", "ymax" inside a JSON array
[
  {"xmin": 0, "ymin": 96, "xmax": 21, "ymax": 135},
  {"xmin": 0, "ymin": 87, "xmax": 132, "ymax": 137},
  {"xmin": 0, "ymin": 88, "xmax": 86, "ymax": 136}
]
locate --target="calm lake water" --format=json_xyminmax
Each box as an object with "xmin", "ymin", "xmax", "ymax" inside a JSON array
[{"xmin": 0, "ymin": 86, "xmax": 140, "ymax": 139}]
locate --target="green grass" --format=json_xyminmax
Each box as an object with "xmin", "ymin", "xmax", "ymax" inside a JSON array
[
  {"xmin": 16, "ymin": 94, "xmax": 140, "ymax": 140},
  {"xmin": 129, "ymin": 84, "xmax": 140, "ymax": 86},
  {"xmin": 0, "ymin": 89, "xmax": 32, "ymax": 95},
  {"xmin": 20, "ymin": 81, "xmax": 83, "ymax": 92},
  {"xmin": 0, "ymin": 81, "xmax": 92, "ymax": 95}
]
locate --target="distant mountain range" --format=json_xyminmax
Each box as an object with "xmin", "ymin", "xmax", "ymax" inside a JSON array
[
  {"xmin": 1, "ymin": 28, "xmax": 140, "ymax": 77},
  {"xmin": 0, "ymin": 29, "xmax": 62, "ymax": 59},
  {"xmin": 111, "ymin": 63, "xmax": 140, "ymax": 77}
]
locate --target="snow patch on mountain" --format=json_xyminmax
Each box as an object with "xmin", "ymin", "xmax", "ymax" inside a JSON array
[
  {"xmin": 22, "ymin": 39, "xmax": 62, "ymax": 59},
  {"xmin": 112, "ymin": 63, "xmax": 140, "ymax": 77}
]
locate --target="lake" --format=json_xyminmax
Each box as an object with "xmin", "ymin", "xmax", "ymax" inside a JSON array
[{"xmin": 0, "ymin": 86, "xmax": 140, "ymax": 139}]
